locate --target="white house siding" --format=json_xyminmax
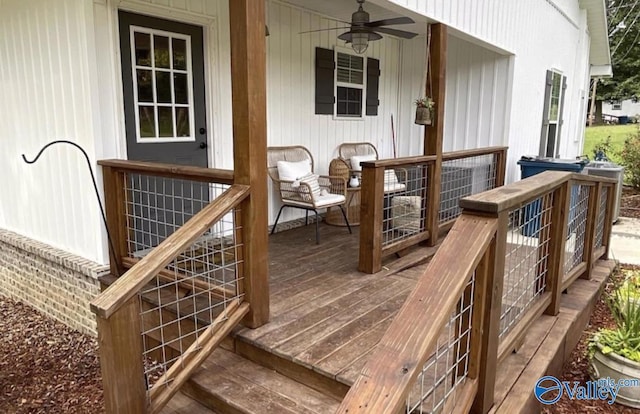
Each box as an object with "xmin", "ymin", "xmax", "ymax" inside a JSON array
[
  {"xmin": 385, "ymin": 0, "xmax": 595, "ymax": 183},
  {"xmin": 0, "ymin": 0, "xmax": 107, "ymax": 263},
  {"xmin": 396, "ymin": 35, "xmax": 511, "ymax": 157}
]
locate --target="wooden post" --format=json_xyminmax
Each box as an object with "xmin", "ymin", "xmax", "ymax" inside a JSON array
[
  {"xmin": 97, "ymin": 297, "xmax": 146, "ymax": 414},
  {"xmin": 582, "ymin": 182, "xmax": 601, "ymax": 280},
  {"xmin": 229, "ymin": 0, "xmax": 269, "ymax": 328},
  {"xmin": 471, "ymin": 212, "xmax": 507, "ymax": 414},
  {"xmin": 602, "ymin": 184, "xmax": 616, "ymax": 259},
  {"xmin": 467, "ymin": 243, "xmax": 492, "ymax": 381},
  {"xmin": 102, "ymin": 166, "xmax": 128, "ymax": 277},
  {"xmin": 359, "ymin": 164, "xmax": 385, "ymax": 274},
  {"xmin": 544, "ymin": 182, "xmax": 570, "ymax": 316},
  {"xmin": 425, "ymin": 23, "xmax": 446, "ymax": 247},
  {"xmin": 495, "ymin": 148, "xmax": 507, "ymax": 187}
]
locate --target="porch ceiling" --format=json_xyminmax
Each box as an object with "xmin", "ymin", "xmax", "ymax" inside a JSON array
[{"xmin": 278, "ymin": 0, "xmax": 430, "ymax": 37}]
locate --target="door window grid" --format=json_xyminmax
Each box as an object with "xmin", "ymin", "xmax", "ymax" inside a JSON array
[
  {"xmin": 130, "ymin": 26, "xmax": 195, "ymax": 143},
  {"xmin": 335, "ymin": 51, "xmax": 365, "ymax": 118}
]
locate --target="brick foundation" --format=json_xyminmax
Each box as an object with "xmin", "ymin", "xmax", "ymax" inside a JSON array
[{"xmin": 0, "ymin": 229, "xmax": 108, "ymax": 336}]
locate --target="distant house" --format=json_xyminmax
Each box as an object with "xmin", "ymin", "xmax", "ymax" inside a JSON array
[
  {"xmin": 0, "ymin": 0, "xmax": 611, "ymax": 334},
  {"xmin": 603, "ymin": 98, "xmax": 640, "ymax": 121}
]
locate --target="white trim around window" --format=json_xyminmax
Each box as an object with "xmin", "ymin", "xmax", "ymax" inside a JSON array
[
  {"xmin": 333, "ymin": 47, "xmax": 367, "ymax": 120},
  {"xmin": 130, "ymin": 26, "xmax": 196, "ymax": 143}
]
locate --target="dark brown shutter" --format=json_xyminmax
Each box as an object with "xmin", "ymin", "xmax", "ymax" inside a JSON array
[
  {"xmin": 555, "ymin": 76, "xmax": 567, "ymax": 157},
  {"xmin": 366, "ymin": 58, "xmax": 380, "ymax": 116},
  {"xmin": 315, "ymin": 47, "xmax": 335, "ymax": 115},
  {"xmin": 539, "ymin": 70, "xmax": 553, "ymax": 157}
]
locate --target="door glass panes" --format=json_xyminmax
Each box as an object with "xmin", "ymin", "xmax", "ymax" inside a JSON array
[
  {"xmin": 158, "ymin": 107, "xmax": 174, "ymax": 137},
  {"xmin": 139, "ymin": 107, "xmax": 156, "ymax": 137},
  {"xmin": 136, "ymin": 70, "xmax": 153, "ymax": 102},
  {"xmin": 131, "ymin": 27, "xmax": 194, "ymax": 141},
  {"xmin": 173, "ymin": 38, "xmax": 187, "ymax": 70},
  {"xmin": 134, "ymin": 33, "xmax": 151, "ymax": 66}
]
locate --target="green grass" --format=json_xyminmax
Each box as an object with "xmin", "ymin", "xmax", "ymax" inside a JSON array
[{"xmin": 584, "ymin": 124, "xmax": 637, "ymax": 163}]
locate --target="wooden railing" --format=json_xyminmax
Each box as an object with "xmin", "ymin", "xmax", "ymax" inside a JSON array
[
  {"xmin": 91, "ymin": 160, "xmax": 255, "ymax": 414},
  {"xmin": 341, "ymin": 170, "xmax": 617, "ymax": 413},
  {"xmin": 358, "ymin": 146, "xmax": 507, "ymax": 274}
]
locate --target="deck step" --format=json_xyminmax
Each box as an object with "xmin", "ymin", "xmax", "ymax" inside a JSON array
[
  {"xmin": 181, "ymin": 348, "xmax": 341, "ymax": 414},
  {"xmin": 160, "ymin": 391, "xmax": 220, "ymax": 414}
]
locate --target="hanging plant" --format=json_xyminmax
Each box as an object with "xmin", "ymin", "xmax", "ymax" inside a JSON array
[
  {"xmin": 415, "ymin": 24, "xmax": 434, "ymax": 126},
  {"xmin": 414, "ymin": 97, "xmax": 434, "ymax": 125}
]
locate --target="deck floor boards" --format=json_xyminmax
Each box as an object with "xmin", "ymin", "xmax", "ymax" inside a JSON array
[{"xmin": 235, "ymin": 222, "xmax": 436, "ymax": 386}]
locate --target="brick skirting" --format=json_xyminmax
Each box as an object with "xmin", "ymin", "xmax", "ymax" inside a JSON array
[{"xmin": 0, "ymin": 229, "xmax": 108, "ymax": 336}]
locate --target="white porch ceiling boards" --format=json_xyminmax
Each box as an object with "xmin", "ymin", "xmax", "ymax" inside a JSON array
[
  {"xmin": 277, "ymin": 0, "xmax": 430, "ymax": 38},
  {"xmin": 579, "ymin": 0, "xmax": 612, "ymax": 71}
]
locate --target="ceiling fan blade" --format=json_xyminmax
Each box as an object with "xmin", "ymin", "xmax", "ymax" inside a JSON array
[
  {"xmin": 372, "ymin": 27, "xmax": 418, "ymax": 39},
  {"xmin": 299, "ymin": 27, "xmax": 352, "ymax": 35},
  {"xmin": 365, "ymin": 17, "xmax": 415, "ymax": 27}
]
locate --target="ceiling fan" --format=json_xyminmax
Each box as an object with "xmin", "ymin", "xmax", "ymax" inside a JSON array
[{"xmin": 300, "ymin": 0, "xmax": 418, "ymax": 54}]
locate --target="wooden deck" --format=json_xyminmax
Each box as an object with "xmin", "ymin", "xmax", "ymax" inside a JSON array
[{"xmin": 234, "ymin": 222, "xmax": 439, "ymax": 393}]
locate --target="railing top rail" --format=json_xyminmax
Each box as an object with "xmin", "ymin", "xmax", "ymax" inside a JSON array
[
  {"xmin": 338, "ymin": 214, "xmax": 497, "ymax": 414},
  {"xmin": 442, "ymin": 146, "xmax": 508, "ymax": 161},
  {"xmin": 460, "ymin": 171, "xmax": 619, "ymax": 214},
  {"xmin": 361, "ymin": 154, "xmax": 437, "ymax": 169},
  {"xmin": 571, "ymin": 174, "xmax": 618, "ymax": 185},
  {"xmin": 90, "ymin": 184, "xmax": 250, "ymax": 319},
  {"xmin": 98, "ymin": 159, "xmax": 234, "ymax": 184}
]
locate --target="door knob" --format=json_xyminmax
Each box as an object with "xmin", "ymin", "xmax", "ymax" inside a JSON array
[{"xmin": 199, "ymin": 142, "xmax": 207, "ymax": 149}]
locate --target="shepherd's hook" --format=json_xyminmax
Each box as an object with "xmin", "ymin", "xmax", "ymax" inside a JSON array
[{"xmin": 22, "ymin": 140, "xmax": 120, "ymax": 276}]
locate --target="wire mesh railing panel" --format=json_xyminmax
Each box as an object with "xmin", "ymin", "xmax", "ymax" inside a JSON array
[
  {"xmin": 138, "ymin": 206, "xmax": 243, "ymax": 393},
  {"xmin": 594, "ymin": 186, "xmax": 609, "ymax": 249},
  {"xmin": 382, "ymin": 165, "xmax": 428, "ymax": 247},
  {"xmin": 124, "ymin": 173, "xmax": 231, "ymax": 256},
  {"xmin": 563, "ymin": 184, "xmax": 590, "ymax": 276},
  {"xmin": 406, "ymin": 274, "xmax": 475, "ymax": 414},
  {"xmin": 500, "ymin": 192, "xmax": 554, "ymax": 338},
  {"xmin": 439, "ymin": 154, "xmax": 498, "ymax": 224}
]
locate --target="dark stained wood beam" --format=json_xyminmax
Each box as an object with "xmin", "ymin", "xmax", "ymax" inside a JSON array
[
  {"xmin": 229, "ymin": 0, "xmax": 270, "ymax": 328},
  {"xmin": 424, "ymin": 23, "xmax": 447, "ymax": 246}
]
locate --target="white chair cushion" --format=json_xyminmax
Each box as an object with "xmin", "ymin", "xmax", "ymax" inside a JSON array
[
  {"xmin": 298, "ymin": 173, "xmax": 321, "ymax": 202},
  {"xmin": 384, "ymin": 169, "xmax": 406, "ymax": 193},
  {"xmin": 350, "ymin": 154, "xmax": 377, "ymax": 172},
  {"xmin": 277, "ymin": 159, "xmax": 312, "ymax": 181},
  {"xmin": 314, "ymin": 193, "xmax": 346, "ymax": 207}
]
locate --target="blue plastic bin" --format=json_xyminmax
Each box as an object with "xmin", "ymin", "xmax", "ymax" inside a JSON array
[{"xmin": 517, "ymin": 157, "xmax": 588, "ymax": 237}]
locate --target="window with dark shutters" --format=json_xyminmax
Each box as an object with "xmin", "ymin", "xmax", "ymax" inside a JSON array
[
  {"xmin": 366, "ymin": 58, "xmax": 380, "ymax": 116},
  {"xmin": 540, "ymin": 70, "xmax": 566, "ymax": 158},
  {"xmin": 314, "ymin": 47, "xmax": 380, "ymax": 117},
  {"xmin": 315, "ymin": 48, "xmax": 335, "ymax": 115}
]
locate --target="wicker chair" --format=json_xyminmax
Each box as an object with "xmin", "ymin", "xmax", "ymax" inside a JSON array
[
  {"xmin": 267, "ymin": 146, "xmax": 352, "ymax": 244},
  {"xmin": 337, "ymin": 142, "xmax": 406, "ymax": 193}
]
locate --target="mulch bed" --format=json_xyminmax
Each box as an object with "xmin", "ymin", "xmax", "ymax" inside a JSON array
[
  {"xmin": 543, "ymin": 264, "xmax": 640, "ymax": 414},
  {"xmin": 621, "ymin": 186, "xmax": 640, "ymax": 219},
  {"xmin": 0, "ymin": 298, "xmax": 104, "ymax": 414}
]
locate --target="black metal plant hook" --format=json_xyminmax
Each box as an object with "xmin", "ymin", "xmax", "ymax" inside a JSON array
[{"xmin": 22, "ymin": 140, "xmax": 120, "ymax": 276}]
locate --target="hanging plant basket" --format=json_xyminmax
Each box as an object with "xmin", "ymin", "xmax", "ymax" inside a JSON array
[{"xmin": 415, "ymin": 106, "xmax": 433, "ymax": 126}]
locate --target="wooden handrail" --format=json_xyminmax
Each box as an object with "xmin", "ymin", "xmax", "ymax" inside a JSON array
[
  {"xmin": 459, "ymin": 171, "xmax": 617, "ymax": 214},
  {"xmin": 442, "ymin": 146, "xmax": 508, "ymax": 161},
  {"xmin": 98, "ymin": 159, "xmax": 234, "ymax": 184},
  {"xmin": 90, "ymin": 184, "xmax": 250, "ymax": 319},
  {"xmin": 339, "ymin": 214, "xmax": 498, "ymax": 413},
  {"xmin": 360, "ymin": 154, "xmax": 437, "ymax": 169}
]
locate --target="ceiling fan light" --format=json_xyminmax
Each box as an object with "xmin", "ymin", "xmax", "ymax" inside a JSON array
[{"xmin": 351, "ymin": 32, "xmax": 368, "ymax": 54}]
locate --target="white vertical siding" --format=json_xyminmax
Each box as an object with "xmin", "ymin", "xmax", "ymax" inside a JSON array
[
  {"xmin": 397, "ymin": 35, "xmax": 510, "ymax": 156},
  {"xmin": 385, "ymin": 0, "xmax": 594, "ymax": 183},
  {"xmin": 263, "ymin": 1, "xmax": 402, "ymax": 223},
  {"xmin": 0, "ymin": 0, "xmax": 106, "ymax": 263}
]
